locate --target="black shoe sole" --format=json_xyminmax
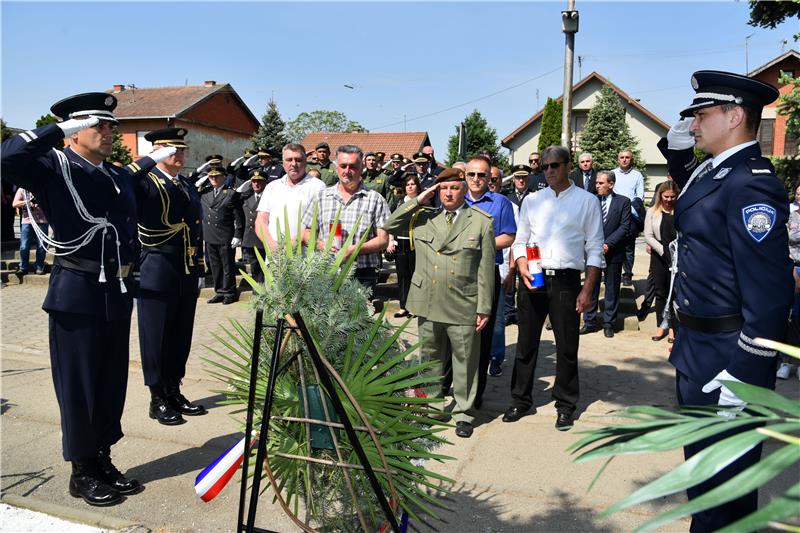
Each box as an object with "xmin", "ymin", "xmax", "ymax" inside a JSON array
[
  {"xmin": 112, "ymin": 483, "xmax": 144, "ymax": 495},
  {"xmin": 149, "ymin": 412, "xmax": 186, "ymax": 425},
  {"xmin": 177, "ymin": 408, "xmax": 207, "ymax": 416},
  {"xmin": 69, "ymin": 487, "xmax": 123, "ymax": 506}
]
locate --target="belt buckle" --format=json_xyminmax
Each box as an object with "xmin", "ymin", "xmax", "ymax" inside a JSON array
[
  {"xmin": 545, "ymin": 269, "xmax": 556, "ymax": 276},
  {"xmin": 119, "ymin": 265, "xmax": 131, "ymax": 277}
]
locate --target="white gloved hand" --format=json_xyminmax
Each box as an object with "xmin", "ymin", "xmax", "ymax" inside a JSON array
[
  {"xmin": 231, "ymin": 156, "xmax": 245, "ymax": 166},
  {"xmin": 702, "ymin": 369, "xmax": 745, "ymax": 418},
  {"xmin": 149, "ymin": 146, "xmax": 177, "ymax": 164},
  {"xmin": 235, "ymin": 180, "xmax": 253, "ymax": 193},
  {"xmin": 244, "ymin": 154, "xmax": 259, "ymax": 166},
  {"xmin": 196, "ymin": 160, "xmax": 212, "ymax": 173},
  {"xmin": 667, "ymin": 118, "xmax": 695, "ymax": 150},
  {"xmin": 57, "ymin": 117, "xmax": 100, "ymax": 137},
  {"xmin": 194, "ymin": 175, "xmax": 209, "ymax": 188},
  {"xmin": 230, "ymin": 237, "xmax": 242, "ymax": 248}
]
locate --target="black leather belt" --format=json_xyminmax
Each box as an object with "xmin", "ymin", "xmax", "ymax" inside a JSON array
[
  {"xmin": 143, "ymin": 244, "xmax": 183, "ymax": 255},
  {"xmin": 544, "ymin": 268, "xmax": 579, "ymax": 277},
  {"xmin": 676, "ymin": 310, "xmax": 743, "ymax": 333},
  {"xmin": 55, "ymin": 256, "xmax": 132, "ymax": 277}
]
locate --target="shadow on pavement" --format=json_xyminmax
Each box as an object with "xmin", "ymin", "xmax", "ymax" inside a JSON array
[
  {"xmin": 192, "ymin": 393, "xmax": 228, "ymax": 411},
  {"xmin": 420, "ymin": 484, "xmax": 615, "ymax": 532},
  {"xmin": 126, "ymin": 432, "xmax": 242, "ymax": 484}
]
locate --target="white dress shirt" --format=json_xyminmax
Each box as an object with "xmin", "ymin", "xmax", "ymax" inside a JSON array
[{"xmin": 511, "ymin": 183, "xmax": 604, "ymax": 271}]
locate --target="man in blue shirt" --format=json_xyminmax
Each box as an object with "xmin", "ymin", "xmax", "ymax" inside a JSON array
[{"xmin": 464, "ymin": 155, "xmax": 516, "ymax": 406}]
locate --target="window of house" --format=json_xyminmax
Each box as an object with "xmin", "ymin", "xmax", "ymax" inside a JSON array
[
  {"xmin": 757, "ymin": 119, "xmax": 774, "ymax": 155},
  {"xmin": 136, "ymin": 131, "xmax": 152, "ymax": 156},
  {"xmin": 785, "ymin": 130, "xmax": 798, "ymax": 156},
  {"xmin": 780, "ymin": 69, "xmax": 795, "ymax": 79}
]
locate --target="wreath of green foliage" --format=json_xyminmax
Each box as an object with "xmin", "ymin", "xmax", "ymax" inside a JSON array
[{"xmin": 204, "ymin": 205, "xmax": 454, "ymax": 531}]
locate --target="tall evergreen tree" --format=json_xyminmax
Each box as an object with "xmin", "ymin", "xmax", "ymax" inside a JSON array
[
  {"xmin": 538, "ymin": 97, "xmax": 563, "ymax": 152},
  {"xmin": 445, "ymin": 109, "xmax": 508, "ymax": 168},
  {"xmin": 577, "ymin": 85, "xmax": 642, "ymax": 172},
  {"xmin": 109, "ymin": 127, "xmax": 132, "ymax": 165},
  {"xmin": 252, "ymin": 98, "xmax": 289, "ymax": 153}
]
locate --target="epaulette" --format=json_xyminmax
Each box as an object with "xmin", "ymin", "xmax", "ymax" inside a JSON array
[
  {"xmin": 126, "ymin": 161, "xmax": 142, "ymax": 173},
  {"xmin": 745, "ymin": 156, "xmax": 775, "ymax": 176},
  {"xmin": 470, "ymin": 205, "xmax": 493, "ymax": 218}
]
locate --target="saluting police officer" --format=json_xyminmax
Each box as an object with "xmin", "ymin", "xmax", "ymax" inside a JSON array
[
  {"xmin": 659, "ymin": 71, "xmax": 792, "ymax": 531},
  {"xmin": 200, "ymin": 168, "xmax": 243, "ymax": 304},
  {"xmin": 0, "ymin": 92, "xmax": 176, "ymax": 506},
  {"xmin": 134, "ymin": 128, "xmax": 206, "ymax": 426},
  {"xmin": 237, "ymin": 168, "xmax": 268, "ymax": 284}
]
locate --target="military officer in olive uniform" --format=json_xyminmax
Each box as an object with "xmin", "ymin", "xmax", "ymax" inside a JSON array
[
  {"xmin": 0, "ymin": 92, "xmax": 176, "ymax": 506},
  {"xmin": 362, "ymin": 151, "xmax": 390, "ymax": 199},
  {"xmin": 384, "ymin": 167, "xmax": 495, "ymax": 439},
  {"xmin": 374, "ymin": 151, "xmax": 386, "ymax": 169},
  {"xmin": 134, "ymin": 128, "xmax": 206, "ymax": 426},
  {"xmin": 307, "ymin": 141, "xmax": 338, "ymax": 186},
  {"xmin": 658, "ymin": 71, "xmax": 792, "ymax": 531},
  {"xmin": 200, "ymin": 168, "xmax": 243, "ymax": 304},
  {"xmin": 237, "ymin": 168, "xmax": 268, "ymax": 283}
]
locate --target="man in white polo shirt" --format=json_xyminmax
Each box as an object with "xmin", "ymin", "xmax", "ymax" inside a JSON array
[{"xmin": 255, "ymin": 142, "xmax": 325, "ymax": 249}]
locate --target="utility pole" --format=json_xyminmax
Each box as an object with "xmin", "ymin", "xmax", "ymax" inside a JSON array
[
  {"xmin": 536, "ymin": 88, "xmax": 540, "ymax": 111},
  {"xmin": 561, "ymin": 2, "xmax": 579, "ymax": 150},
  {"xmin": 745, "ymin": 33, "xmax": 755, "ymax": 74}
]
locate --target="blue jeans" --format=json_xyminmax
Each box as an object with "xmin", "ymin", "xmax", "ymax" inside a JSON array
[
  {"xmin": 490, "ymin": 289, "xmax": 506, "ymax": 363},
  {"xmin": 19, "ymin": 223, "xmax": 47, "ymax": 270}
]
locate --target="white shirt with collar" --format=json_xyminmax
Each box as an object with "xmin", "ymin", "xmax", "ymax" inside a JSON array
[
  {"xmin": 511, "ymin": 183, "xmax": 604, "ymax": 271},
  {"xmin": 712, "ymin": 140, "xmax": 757, "ymax": 169}
]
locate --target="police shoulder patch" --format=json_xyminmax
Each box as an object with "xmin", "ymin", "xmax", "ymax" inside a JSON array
[{"xmin": 742, "ymin": 203, "xmax": 776, "ymax": 242}]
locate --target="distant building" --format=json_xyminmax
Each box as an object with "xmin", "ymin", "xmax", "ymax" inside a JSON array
[
  {"xmin": 501, "ymin": 72, "xmax": 670, "ymax": 185},
  {"xmin": 301, "ymin": 131, "xmax": 432, "ymax": 161},
  {"xmin": 107, "ymin": 81, "xmax": 259, "ymax": 170},
  {"xmin": 749, "ymin": 49, "xmax": 800, "ymax": 157}
]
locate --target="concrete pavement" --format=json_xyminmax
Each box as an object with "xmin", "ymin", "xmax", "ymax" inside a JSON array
[{"xmin": 1, "ymin": 251, "xmax": 797, "ymax": 532}]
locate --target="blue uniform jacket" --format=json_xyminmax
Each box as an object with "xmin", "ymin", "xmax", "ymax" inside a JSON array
[
  {"xmin": 661, "ymin": 140, "xmax": 792, "ymax": 387},
  {"xmin": 0, "ymin": 124, "xmax": 157, "ymax": 320},
  {"xmin": 134, "ymin": 167, "xmax": 204, "ymax": 293}
]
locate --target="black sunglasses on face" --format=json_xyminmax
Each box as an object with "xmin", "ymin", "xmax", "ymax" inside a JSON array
[
  {"xmin": 466, "ymin": 171, "xmax": 488, "ymax": 179},
  {"xmin": 541, "ymin": 161, "xmax": 568, "ymax": 171}
]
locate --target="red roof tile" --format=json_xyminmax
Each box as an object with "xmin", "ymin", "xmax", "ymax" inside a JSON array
[{"xmin": 301, "ymin": 131, "xmax": 431, "ymax": 159}]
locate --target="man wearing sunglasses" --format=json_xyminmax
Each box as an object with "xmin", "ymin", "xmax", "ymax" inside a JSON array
[
  {"xmin": 464, "ymin": 156, "xmax": 516, "ymax": 396},
  {"xmin": 526, "ymin": 152, "xmax": 548, "ymax": 192},
  {"xmin": 504, "ymin": 145, "xmax": 604, "ymax": 431}
]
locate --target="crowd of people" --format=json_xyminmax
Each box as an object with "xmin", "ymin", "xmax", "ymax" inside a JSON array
[{"xmin": 1, "ymin": 68, "xmax": 796, "ymax": 532}]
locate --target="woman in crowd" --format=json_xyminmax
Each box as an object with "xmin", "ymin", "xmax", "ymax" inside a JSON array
[
  {"xmin": 643, "ymin": 180, "xmax": 680, "ymax": 342},
  {"xmin": 386, "ymin": 174, "xmax": 424, "ymax": 318},
  {"xmin": 778, "ymin": 184, "xmax": 800, "ymax": 380}
]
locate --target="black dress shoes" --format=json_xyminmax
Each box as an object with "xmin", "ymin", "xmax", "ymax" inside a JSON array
[
  {"xmin": 69, "ymin": 460, "xmax": 122, "ymax": 506},
  {"xmin": 97, "ymin": 449, "xmax": 142, "ymax": 495},
  {"xmin": 166, "ymin": 383, "xmax": 206, "ymax": 416},
  {"xmin": 651, "ymin": 330, "xmax": 669, "ymax": 341},
  {"xmin": 455, "ymin": 421, "xmax": 473, "ymax": 438},
  {"xmin": 502, "ymin": 405, "xmax": 531, "ymax": 423},
  {"xmin": 579, "ymin": 325, "xmax": 597, "ymax": 335},
  {"xmin": 604, "ymin": 327, "xmax": 615, "ymax": 338},
  {"xmin": 149, "ymin": 396, "xmax": 185, "ymax": 425},
  {"xmin": 207, "ymin": 294, "xmax": 225, "ymax": 304},
  {"xmin": 555, "ymin": 412, "xmax": 574, "ymax": 431},
  {"xmin": 222, "ymin": 294, "xmax": 238, "ymax": 305}
]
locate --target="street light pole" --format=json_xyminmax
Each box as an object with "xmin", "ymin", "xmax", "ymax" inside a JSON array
[
  {"xmin": 561, "ymin": 2, "xmax": 579, "ymax": 150},
  {"xmin": 745, "ymin": 33, "xmax": 755, "ymax": 74}
]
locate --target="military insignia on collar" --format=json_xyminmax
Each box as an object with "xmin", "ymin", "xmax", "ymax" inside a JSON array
[
  {"xmin": 712, "ymin": 168, "xmax": 731, "ymax": 180},
  {"xmin": 742, "ymin": 203, "xmax": 776, "ymax": 243}
]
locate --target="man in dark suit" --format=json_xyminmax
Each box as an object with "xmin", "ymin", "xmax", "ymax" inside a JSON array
[
  {"xmin": 580, "ymin": 171, "xmax": 630, "ymax": 338},
  {"xmin": 569, "ymin": 152, "xmax": 597, "ymax": 194},
  {"xmin": 237, "ymin": 168, "xmax": 268, "ymax": 284},
  {"xmin": 135, "ymin": 128, "xmax": 206, "ymax": 426},
  {"xmin": 200, "ymin": 168, "xmax": 243, "ymax": 304}
]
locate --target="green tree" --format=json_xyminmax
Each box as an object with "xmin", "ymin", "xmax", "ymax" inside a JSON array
[
  {"xmin": 284, "ymin": 110, "xmax": 367, "ymax": 143},
  {"xmin": 1, "ymin": 119, "xmax": 12, "ymax": 142},
  {"xmin": 252, "ymin": 98, "xmax": 288, "ymax": 153},
  {"xmin": 109, "ymin": 127, "xmax": 132, "ymax": 165},
  {"xmin": 36, "ymin": 113, "xmax": 63, "ymax": 149},
  {"xmin": 445, "ymin": 109, "xmax": 509, "ymax": 167},
  {"xmin": 538, "ymin": 97, "xmax": 563, "ymax": 152},
  {"xmin": 748, "ymin": 0, "xmax": 800, "ymax": 34},
  {"xmin": 577, "ymin": 85, "xmax": 643, "ymax": 173}
]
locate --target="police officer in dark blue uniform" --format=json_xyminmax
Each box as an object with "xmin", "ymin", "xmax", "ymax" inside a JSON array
[
  {"xmin": 659, "ymin": 71, "xmax": 792, "ymax": 531},
  {"xmin": 134, "ymin": 127, "xmax": 206, "ymax": 426},
  {"xmin": 236, "ymin": 168, "xmax": 268, "ymax": 284},
  {"xmin": 0, "ymin": 92, "xmax": 176, "ymax": 506},
  {"xmin": 200, "ymin": 167, "xmax": 243, "ymax": 304}
]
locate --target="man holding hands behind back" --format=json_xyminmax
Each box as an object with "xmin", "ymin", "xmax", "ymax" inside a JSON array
[{"xmin": 384, "ymin": 167, "xmax": 495, "ymax": 439}]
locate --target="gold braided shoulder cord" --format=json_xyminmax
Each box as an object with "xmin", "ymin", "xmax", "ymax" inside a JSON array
[
  {"xmin": 137, "ymin": 172, "xmax": 193, "ymax": 274},
  {"xmin": 408, "ymin": 208, "xmax": 424, "ymax": 252}
]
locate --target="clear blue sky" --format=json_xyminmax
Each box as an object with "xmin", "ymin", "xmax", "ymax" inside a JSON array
[{"xmin": 2, "ymin": 1, "xmax": 797, "ymax": 157}]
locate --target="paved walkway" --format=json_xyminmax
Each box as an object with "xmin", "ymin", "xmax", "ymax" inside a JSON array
[{"xmin": 1, "ymin": 252, "xmax": 797, "ymax": 532}]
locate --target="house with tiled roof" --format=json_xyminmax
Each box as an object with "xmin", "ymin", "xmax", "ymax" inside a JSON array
[
  {"xmin": 502, "ymin": 72, "xmax": 670, "ymax": 184},
  {"xmin": 108, "ymin": 81, "xmax": 259, "ymax": 170},
  {"xmin": 301, "ymin": 131, "xmax": 432, "ymax": 160},
  {"xmin": 749, "ymin": 49, "xmax": 799, "ymax": 157}
]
